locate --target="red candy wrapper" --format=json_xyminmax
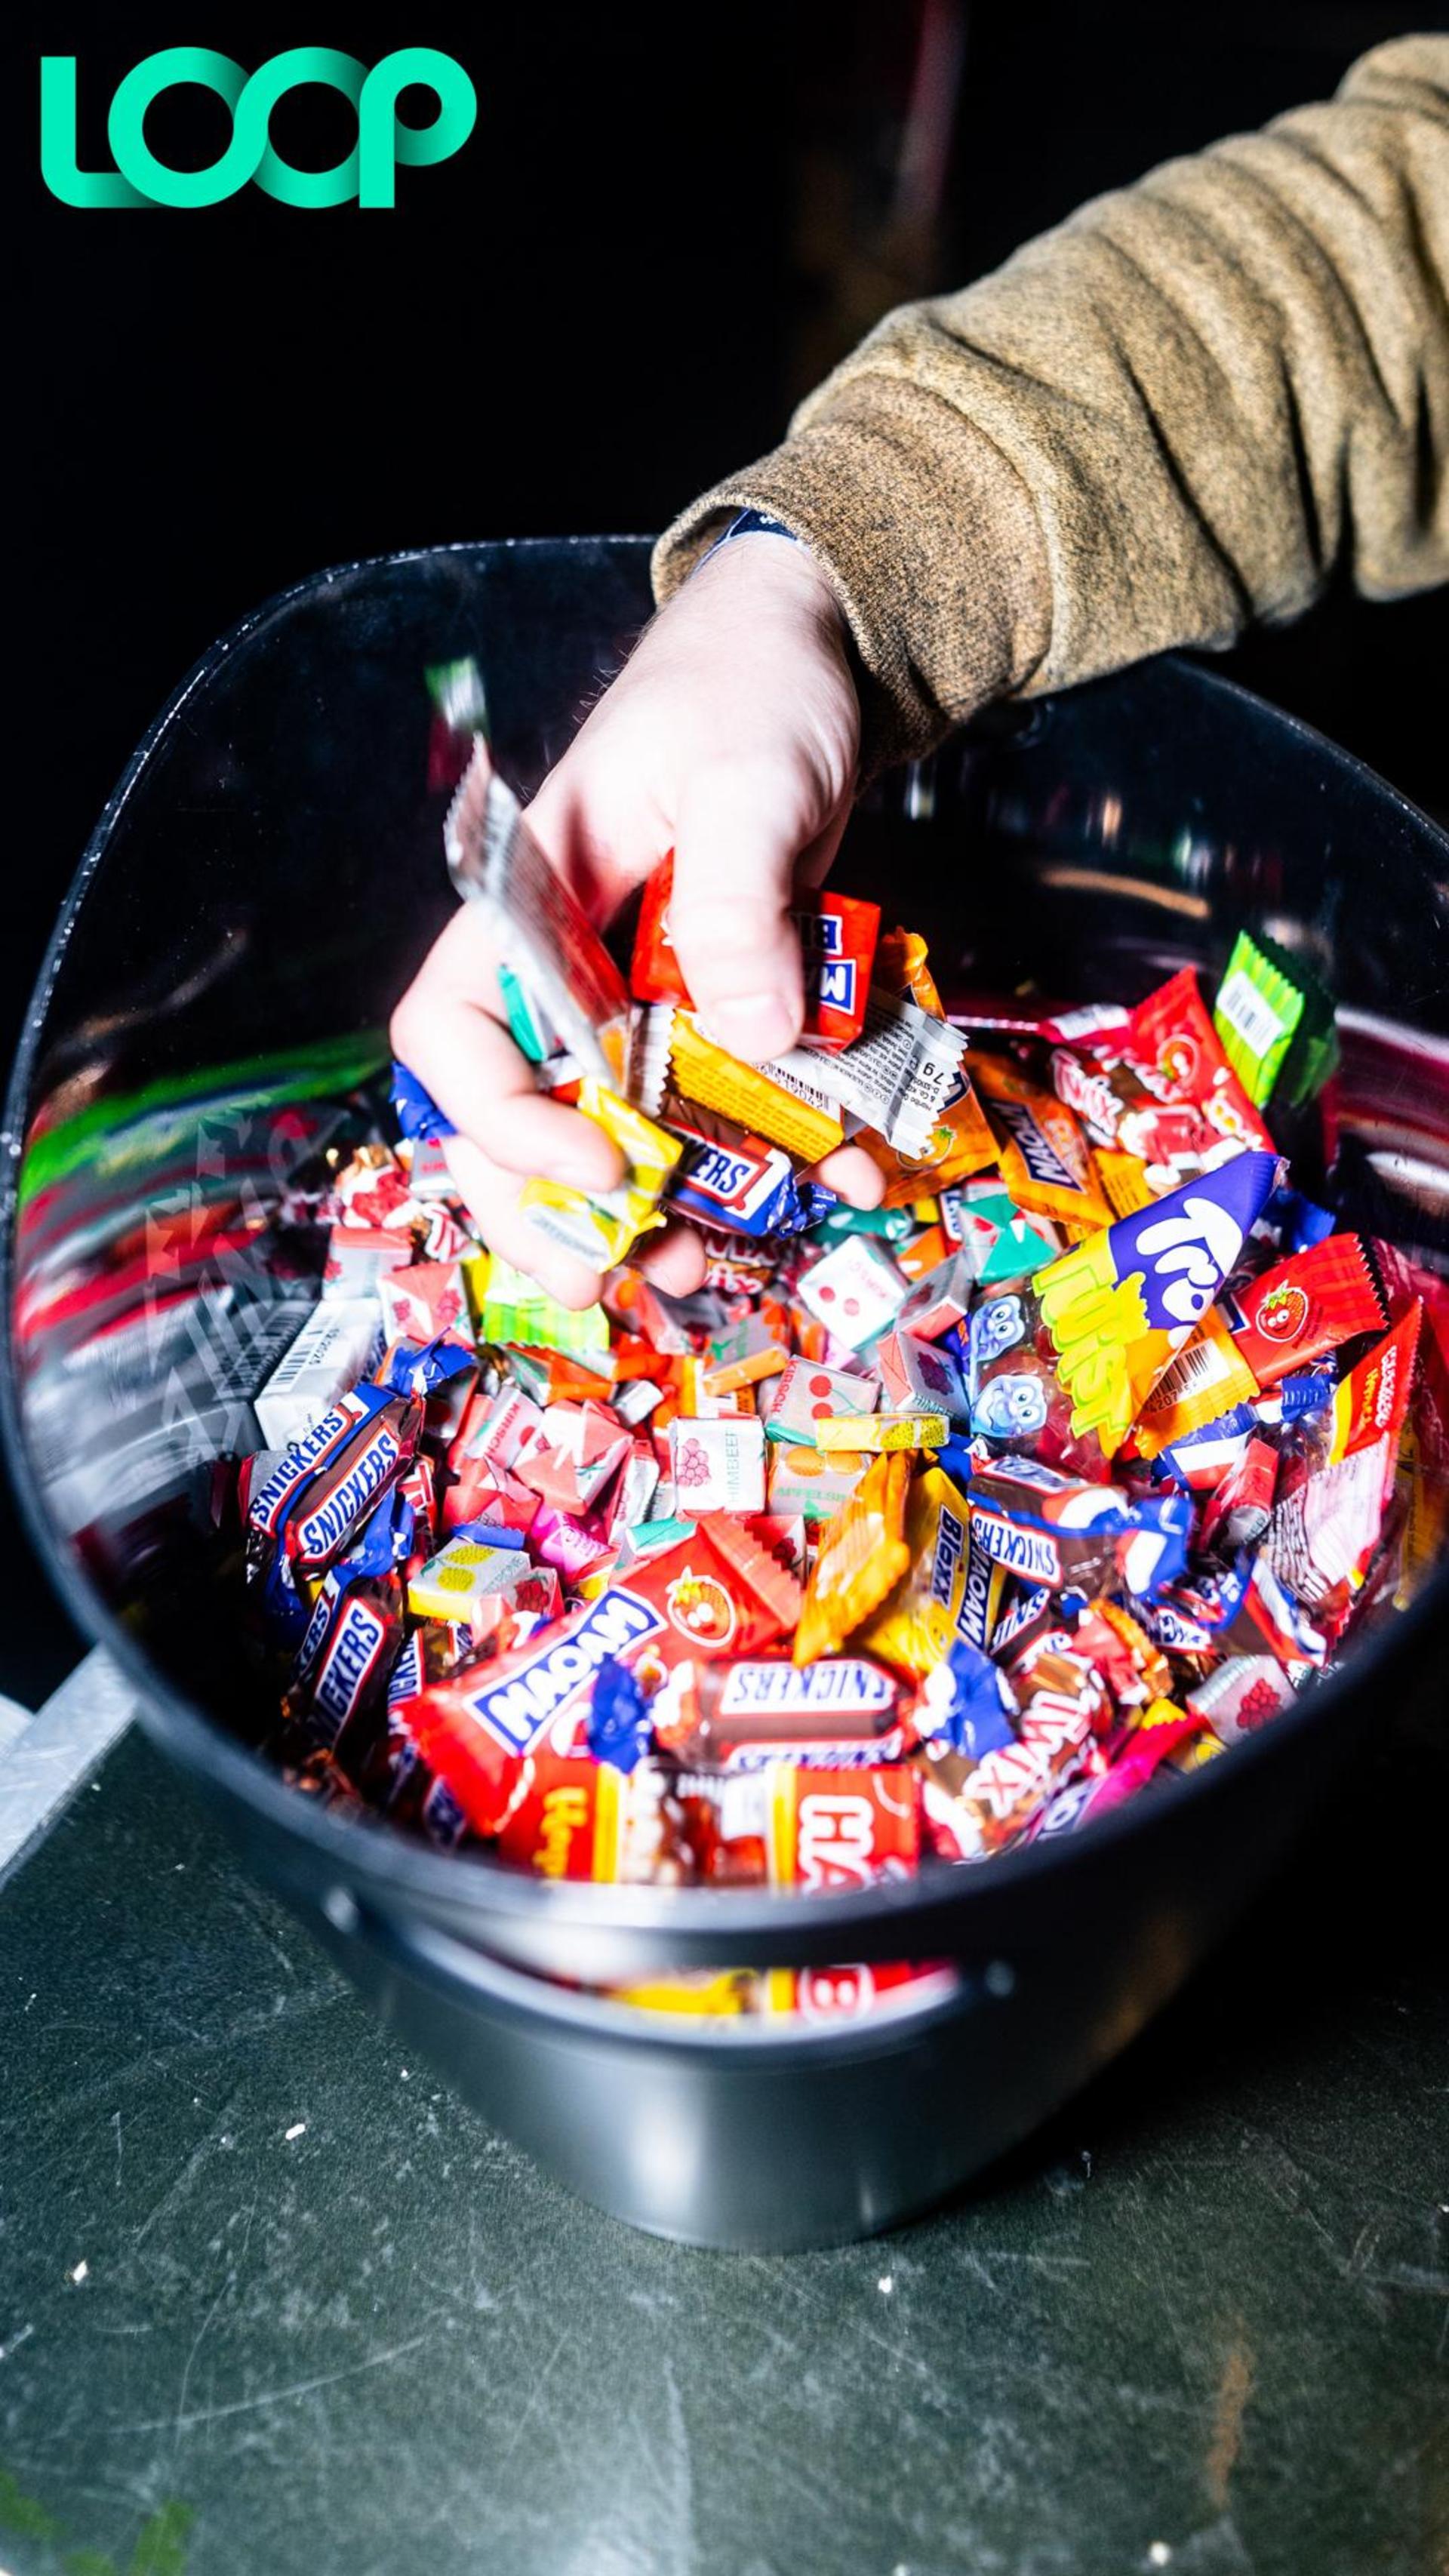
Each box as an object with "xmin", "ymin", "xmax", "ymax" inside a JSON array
[
  {"xmin": 1220, "ymin": 1233, "xmax": 1386, "ymax": 1388},
  {"xmin": 1051, "ymin": 966, "xmax": 1274, "ymax": 1188},
  {"xmin": 631, "ymin": 854, "xmax": 879, "ymax": 1051}
]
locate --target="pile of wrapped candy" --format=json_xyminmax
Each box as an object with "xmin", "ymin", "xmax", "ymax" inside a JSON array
[{"xmin": 237, "ymin": 746, "xmax": 1449, "ymax": 2008}]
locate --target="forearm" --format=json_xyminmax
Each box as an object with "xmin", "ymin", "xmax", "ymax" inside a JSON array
[{"xmin": 654, "ymin": 35, "xmax": 1449, "ymax": 770}]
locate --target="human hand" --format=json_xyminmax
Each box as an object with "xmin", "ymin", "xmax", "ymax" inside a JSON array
[{"xmin": 392, "ymin": 531, "xmax": 884, "ymax": 1308}]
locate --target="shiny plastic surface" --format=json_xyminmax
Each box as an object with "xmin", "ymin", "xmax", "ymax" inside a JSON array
[{"xmin": 6, "ymin": 539, "xmax": 1447, "ymax": 2243}]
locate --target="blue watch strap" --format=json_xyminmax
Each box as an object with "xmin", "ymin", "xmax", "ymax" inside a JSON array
[{"xmin": 694, "ymin": 508, "xmax": 800, "ymax": 575}]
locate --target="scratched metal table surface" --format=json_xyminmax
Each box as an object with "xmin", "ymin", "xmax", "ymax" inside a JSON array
[{"xmin": 0, "ymin": 1699, "xmax": 1444, "ymax": 2576}]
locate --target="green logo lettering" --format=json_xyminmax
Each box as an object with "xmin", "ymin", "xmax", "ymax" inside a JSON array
[{"xmin": 40, "ymin": 47, "xmax": 476, "ymax": 208}]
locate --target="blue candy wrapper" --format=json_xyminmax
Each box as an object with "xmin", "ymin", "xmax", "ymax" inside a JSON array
[{"xmin": 588, "ymin": 1656, "xmax": 654, "ymax": 1774}]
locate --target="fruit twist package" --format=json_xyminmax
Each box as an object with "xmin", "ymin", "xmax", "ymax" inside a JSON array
[{"xmin": 226, "ymin": 829, "xmax": 1449, "ymax": 2023}]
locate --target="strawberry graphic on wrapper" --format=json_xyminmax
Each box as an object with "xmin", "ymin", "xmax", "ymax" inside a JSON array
[{"xmin": 1255, "ymin": 1279, "xmax": 1312, "ymax": 1347}]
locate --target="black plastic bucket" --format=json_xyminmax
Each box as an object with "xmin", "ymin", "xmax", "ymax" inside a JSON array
[{"xmin": 7, "ymin": 537, "xmax": 1447, "ymax": 2249}]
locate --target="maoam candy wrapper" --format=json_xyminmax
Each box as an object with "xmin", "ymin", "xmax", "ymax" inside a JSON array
[
  {"xmin": 632, "ymin": 855, "xmax": 880, "ymax": 1051},
  {"xmin": 406, "ymin": 1518, "xmax": 801, "ymax": 1770}
]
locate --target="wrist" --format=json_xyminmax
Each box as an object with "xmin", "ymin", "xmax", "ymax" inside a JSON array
[{"xmin": 688, "ymin": 509, "xmax": 849, "ymax": 636}]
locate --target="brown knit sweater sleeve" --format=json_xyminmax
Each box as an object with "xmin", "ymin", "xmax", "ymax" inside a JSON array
[{"xmin": 653, "ymin": 36, "xmax": 1449, "ymax": 771}]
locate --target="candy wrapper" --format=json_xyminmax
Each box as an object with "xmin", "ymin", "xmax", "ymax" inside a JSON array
[
  {"xmin": 1213, "ymin": 929, "xmax": 1338, "ymax": 1109},
  {"xmin": 795, "ymin": 1451, "xmax": 912, "ymax": 1664},
  {"xmin": 1047, "ymin": 966, "xmax": 1275, "ymax": 1187},
  {"xmin": 521, "ymin": 1081, "xmax": 681, "ymax": 1273},
  {"xmin": 445, "ymin": 740, "xmax": 629, "ymax": 1088},
  {"xmin": 768, "ymin": 991, "xmax": 968, "ymax": 1161},
  {"xmin": 968, "ymin": 1055, "xmax": 1111, "ymax": 1230},
  {"xmin": 666, "ymin": 1120, "xmax": 837, "ymax": 1238},
  {"xmin": 233, "ymin": 922, "xmax": 1449, "ymax": 1965},
  {"xmin": 632, "ymin": 855, "xmax": 880, "ymax": 1052},
  {"xmin": 1035, "ymin": 1150, "xmax": 1278, "ymax": 1454},
  {"xmin": 638, "ymin": 1007, "xmax": 845, "ymax": 1164}
]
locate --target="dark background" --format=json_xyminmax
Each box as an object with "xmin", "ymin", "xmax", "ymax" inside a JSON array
[{"xmin": 7, "ymin": 0, "xmax": 1448, "ymax": 1696}]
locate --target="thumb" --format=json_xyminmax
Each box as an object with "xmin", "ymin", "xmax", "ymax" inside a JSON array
[{"xmin": 669, "ymin": 768, "xmax": 834, "ymax": 1064}]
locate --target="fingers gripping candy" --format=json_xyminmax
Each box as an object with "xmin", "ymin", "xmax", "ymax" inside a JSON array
[
  {"xmin": 445, "ymin": 741, "xmax": 630, "ymax": 1087},
  {"xmin": 521, "ymin": 1082, "xmax": 682, "ymax": 1272},
  {"xmin": 632, "ymin": 855, "xmax": 880, "ymax": 1051}
]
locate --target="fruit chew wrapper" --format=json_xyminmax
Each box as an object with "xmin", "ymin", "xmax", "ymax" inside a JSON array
[
  {"xmin": 1213, "ymin": 928, "xmax": 1338, "ymax": 1110},
  {"xmin": 1044, "ymin": 971, "xmax": 1272, "ymax": 1208},
  {"xmin": 766, "ymin": 990, "xmax": 968, "ymax": 1162},
  {"xmin": 967, "ymin": 1458, "xmax": 1192, "ymax": 1601},
  {"xmin": 399, "ymin": 1513, "xmax": 802, "ymax": 1782},
  {"xmin": 651, "ymin": 1652, "xmax": 908, "ymax": 1768},
  {"xmin": 1136, "ymin": 1232, "xmax": 1386, "ymax": 1452},
  {"xmin": 1265, "ymin": 1304, "xmax": 1421, "ymax": 1609},
  {"xmin": 635, "ymin": 1006, "xmax": 845, "ymax": 1165},
  {"xmin": 631, "ymin": 854, "xmax": 881, "ymax": 1053},
  {"xmin": 445, "ymin": 740, "xmax": 630, "ymax": 1088},
  {"xmin": 1219, "ymin": 1233, "xmax": 1385, "ymax": 1385},
  {"xmin": 1034, "ymin": 1149, "xmax": 1279, "ymax": 1454},
  {"xmin": 519, "ymin": 1081, "xmax": 682, "ymax": 1271}
]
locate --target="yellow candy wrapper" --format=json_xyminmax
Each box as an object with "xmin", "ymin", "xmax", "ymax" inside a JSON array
[
  {"xmin": 968, "ymin": 1054, "xmax": 1112, "ymax": 1230},
  {"xmin": 1035, "ymin": 1149, "xmax": 1278, "ymax": 1456},
  {"xmin": 815, "ymin": 1411, "xmax": 949, "ymax": 1454},
  {"xmin": 1132, "ymin": 1306, "xmax": 1260, "ymax": 1457},
  {"xmin": 521, "ymin": 1079, "xmax": 681, "ymax": 1272},
  {"xmin": 793, "ymin": 1451, "xmax": 912, "ymax": 1665},
  {"xmin": 637, "ymin": 1007, "xmax": 846, "ymax": 1165},
  {"xmin": 1095, "ymin": 1148, "xmax": 1158, "ymax": 1220},
  {"xmin": 856, "ymin": 1465, "xmax": 973, "ymax": 1676}
]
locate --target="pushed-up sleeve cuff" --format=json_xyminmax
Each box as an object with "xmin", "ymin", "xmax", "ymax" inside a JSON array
[{"xmin": 651, "ymin": 378, "xmax": 1052, "ymax": 776}]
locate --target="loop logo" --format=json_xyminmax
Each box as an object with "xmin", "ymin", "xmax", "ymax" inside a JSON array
[{"xmin": 41, "ymin": 46, "xmax": 476, "ymax": 209}]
